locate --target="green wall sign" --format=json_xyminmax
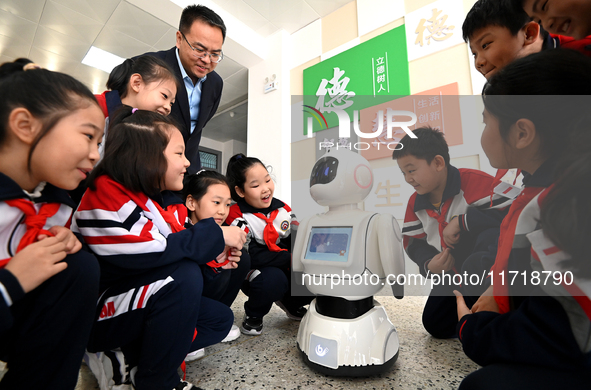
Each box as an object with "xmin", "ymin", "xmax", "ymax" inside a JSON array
[{"xmin": 303, "ymin": 25, "xmax": 410, "ymax": 133}]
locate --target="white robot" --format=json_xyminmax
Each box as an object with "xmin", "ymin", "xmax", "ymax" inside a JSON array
[{"xmin": 293, "ymin": 148, "xmax": 405, "ymax": 376}]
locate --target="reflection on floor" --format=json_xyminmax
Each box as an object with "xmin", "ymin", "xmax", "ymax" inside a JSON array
[{"xmin": 72, "ymin": 293, "xmax": 479, "ymax": 389}]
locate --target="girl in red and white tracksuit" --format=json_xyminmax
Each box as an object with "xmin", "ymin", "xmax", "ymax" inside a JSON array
[
  {"xmin": 74, "ymin": 108, "xmax": 245, "ymax": 390},
  {"xmin": 226, "ymin": 154, "xmax": 312, "ymax": 335}
]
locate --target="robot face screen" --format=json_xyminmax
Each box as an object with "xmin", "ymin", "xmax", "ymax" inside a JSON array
[
  {"xmin": 310, "ymin": 156, "xmax": 339, "ymax": 186},
  {"xmin": 304, "ymin": 227, "xmax": 352, "ymax": 262}
]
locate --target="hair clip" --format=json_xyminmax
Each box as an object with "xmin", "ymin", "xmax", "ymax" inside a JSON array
[
  {"xmin": 195, "ymin": 169, "xmax": 206, "ymax": 176},
  {"xmin": 132, "ymin": 108, "xmax": 138, "ymax": 114},
  {"xmin": 236, "ymin": 155, "xmax": 242, "ymax": 159}
]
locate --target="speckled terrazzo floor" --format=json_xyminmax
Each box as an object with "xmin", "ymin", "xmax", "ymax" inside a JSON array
[{"xmin": 71, "ymin": 291, "xmax": 480, "ymax": 390}]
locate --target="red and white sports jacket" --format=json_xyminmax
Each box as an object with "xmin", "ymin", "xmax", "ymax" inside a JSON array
[
  {"xmin": 402, "ymin": 166, "xmax": 512, "ymax": 276},
  {"xmin": 226, "ymin": 197, "xmax": 295, "ymax": 269},
  {"xmin": 73, "ymin": 175, "xmax": 225, "ymax": 290},
  {"xmin": 457, "ymin": 185, "xmax": 591, "ymax": 371}
]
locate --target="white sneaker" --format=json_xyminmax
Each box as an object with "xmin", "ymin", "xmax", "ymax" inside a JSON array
[
  {"xmin": 184, "ymin": 348, "xmax": 205, "ymax": 362},
  {"xmin": 84, "ymin": 349, "xmax": 133, "ymax": 390},
  {"xmin": 221, "ymin": 324, "xmax": 241, "ymax": 342}
]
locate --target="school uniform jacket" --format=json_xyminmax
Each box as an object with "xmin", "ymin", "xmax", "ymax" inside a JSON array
[
  {"xmin": 402, "ymin": 166, "xmax": 512, "ymax": 276},
  {"xmin": 73, "ymin": 175, "xmax": 225, "ymax": 291},
  {"xmin": 226, "ymin": 198, "xmax": 295, "ymax": 269},
  {"xmin": 0, "ymin": 173, "xmax": 76, "ymax": 332},
  {"xmin": 486, "ymin": 159, "xmax": 558, "ymax": 313},
  {"xmin": 547, "ymin": 33, "xmax": 591, "ymax": 57},
  {"xmin": 140, "ymin": 48, "xmax": 223, "ymax": 173},
  {"xmin": 457, "ymin": 186, "xmax": 591, "ymax": 371}
]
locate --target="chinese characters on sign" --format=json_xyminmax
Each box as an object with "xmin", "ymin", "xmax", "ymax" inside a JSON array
[
  {"xmin": 404, "ymin": 0, "xmax": 465, "ymax": 62},
  {"xmin": 415, "ymin": 95, "xmax": 442, "ymax": 130},
  {"xmin": 372, "ymin": 54, "xmax": 390, "ymax": 96},
  {"xmin": 374, "ymin": 180, "xmax": 403, "ymax": 208},
  {"xmin": 359, "ymin": 82, "xmax": 463, "ymax": 161},
  {"xmin": 315, "ymin": 67, "xmax": 356, "ymax": 111},
  {"xmin": 414, "ymin": 8, "xmax": 454, "ymax": 47}
]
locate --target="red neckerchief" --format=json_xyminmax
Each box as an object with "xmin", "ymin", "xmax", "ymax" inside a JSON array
[
  {"xmin": 0, "ymin": 199, "xmax": 61, "ymax": 268},
  {"xmin": 157, "ymin": 203, "xmax": 185, "ymax": 233},
  {"xmin": 254, "ymin": 209, "xmax": 286, "ymax": 252},
  {"xmin": 425, "ymin": 198, "xmax": 454, "ymax": 250},
  {"xmin": 492, "ymin": 186, "xmax": 545, "ymax": 314}
]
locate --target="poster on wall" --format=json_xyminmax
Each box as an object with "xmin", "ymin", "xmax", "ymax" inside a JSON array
[
  {"xmin": 302, "ymin": 25, "xmax": 410, "ymax": 134},
  {"xmin": 357, "ymin": 82, "xmax": 462, "ymax": 161},
  {"xmin": 404, "ymin": 0, "xmax": 466, "ymax": 62}
]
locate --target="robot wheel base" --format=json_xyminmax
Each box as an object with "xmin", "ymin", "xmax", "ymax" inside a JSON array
[{"xmin": 297, "ymin": 344, "xmax": 399, "ymax": 377}]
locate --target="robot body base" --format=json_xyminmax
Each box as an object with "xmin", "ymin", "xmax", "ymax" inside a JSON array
[{"xmin": 297, "ymin": 298, "xmax": 399, "ymax": 377}]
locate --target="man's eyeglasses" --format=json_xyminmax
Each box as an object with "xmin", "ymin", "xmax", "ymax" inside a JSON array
[{"xmin": 180, "ymin": 32, "xmax": 224, "ymax": 63}]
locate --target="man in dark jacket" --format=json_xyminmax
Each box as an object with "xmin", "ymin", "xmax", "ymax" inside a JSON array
[{"xmin": 142, "ymin": 4, "xmax": 225, "ymax": 173}]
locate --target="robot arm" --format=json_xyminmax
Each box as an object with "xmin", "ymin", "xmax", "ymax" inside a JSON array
[
  {"xmin": 377, "ymin": 214, "xmax": 405, "ymax": 299},
  {"xmin": 292, "ymin": 216, "xmax": 309, "ymax": 274}
]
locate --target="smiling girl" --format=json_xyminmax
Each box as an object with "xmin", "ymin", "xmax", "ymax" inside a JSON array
[
  {"xmin": 0, "ymin": 69, "xmax": 104, "ymax": 388},
  {"xmin": 74, "ymin": 109, "xmax": 245, "ymax": 390},
  {"xmin": 225, "ymin": 154, "xmax": 312, "ymax": 335}
]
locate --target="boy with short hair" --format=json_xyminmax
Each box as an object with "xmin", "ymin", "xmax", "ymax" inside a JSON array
[
  {"xmin": 393, "ymin": 127, "xmax": 511, "ymax": 338},
  {"xmin": 463, "ymin": 0, "xmax": 551, "ymax": 80},
  {"xmin": 464, "ymin": 0, "xmax": 591, "ymax": 80}
]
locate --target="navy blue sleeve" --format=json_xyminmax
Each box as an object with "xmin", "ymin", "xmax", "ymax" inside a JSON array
[
  {"xmin": 0, "ymin": 268, "xmax": 25, "ymax": 333},
  {"xmin": 456, "ymin": 294, "xmax": 586, "ymax": 371},
  {"xmin": 405, "ymin": 237, "xmax": 440, "ymax": 277},
  {"xmin": 460, "ymin": 207, "xmax": 507, "ymax": 236},
  {"xmin": 96, "ymin": 217, "xmax": 225, "ymax": 271}
]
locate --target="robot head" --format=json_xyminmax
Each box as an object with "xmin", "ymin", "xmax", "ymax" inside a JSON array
[{"xmin": 310, "ymin": 148, "xmax": 373, "ymax": 206}]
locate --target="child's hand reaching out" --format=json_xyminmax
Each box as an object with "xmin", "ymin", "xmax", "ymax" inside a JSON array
[
  {"xmin": 215, "ymin": 246, "xmax": 242, "ymax": 270},
  {"xmin": 470, "ymin": 285, "xmax": 500, "ymax": 313},
  {"xmin": 427, "ymin": 248, "xmax": 455, "ymax": 274},
  {"xmin": 221, "ymin": 226, "xmax": 246, "ymax": 249},
  {"xmin": 5, "ymin": 237, "xmax": 69, "ymax": 293},
  {"xmin": 454, "ymin": 290, "xmax": 472, "ymax": 320}
]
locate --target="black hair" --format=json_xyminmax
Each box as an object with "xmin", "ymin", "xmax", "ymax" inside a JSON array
[
  {"xmin": 463, "ymin": 0, "xmax": 531, "ymax": 42},
  {"xmin": 107, "ymin": 55, "xmax": 179, "ymax": 99},
  {"xmin": 182, "ymin": 170, "xmax": 229, "ymax": 202},
  {"xmin": 88, "ymin": 107, "xmax": 180, "ymax": 199},
  {"xmin": 0, "ymin": 58, "xmax": 35, "ymax": 80},
  {"xmin": 482, "ymin": 49, "xmax": 591, "ymax": 160},
  {"xmin": 540, "ymin": 147, "xmax": 591, "ymax": 279},
  {"xmin": 179, "ymin": 5, "xmax": 226, "ymax": 42},
  {"xmin": 226, "ymin": 153, "xmax": 266, "ymax": 202},
  {"xmin": 0, "ymin": 69, "xmax": 99, "ymax": 170},
  {"xmin": 392, "ymin": 127, "xmax": 450, "ymax": 167}
]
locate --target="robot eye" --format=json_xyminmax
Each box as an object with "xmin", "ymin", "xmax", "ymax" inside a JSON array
[{"xmin": 310, "ymin": 156, "xmax": 339, "ymax": 186}]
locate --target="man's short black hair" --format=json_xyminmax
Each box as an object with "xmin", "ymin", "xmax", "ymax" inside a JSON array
[
  {"xmin": 392, "ymin": 127, "xmax": 450, "ymax": 167},
  {"xmin": 462, "ymin": 0, "xmax": 531, "ymax": 42},
  {"xmin": 179, "ymin": 4, "xmax": 226, "ymax": 41}
]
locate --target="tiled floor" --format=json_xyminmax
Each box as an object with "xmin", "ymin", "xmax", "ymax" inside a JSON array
[{"xmin": 73, "ymin": 292, "xmax": 480, "ymax": 390}]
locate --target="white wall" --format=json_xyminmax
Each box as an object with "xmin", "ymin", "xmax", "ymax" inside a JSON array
[{"xmin": 246, "ymin": 30, "xmax": 292, "ymax": 204}]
